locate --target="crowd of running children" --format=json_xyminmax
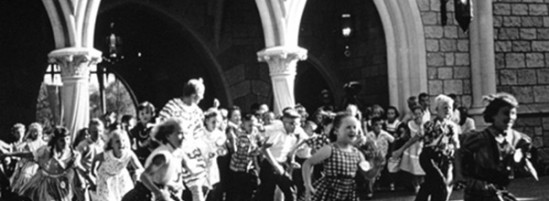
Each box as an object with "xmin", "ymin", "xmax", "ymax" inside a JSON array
[{"xmin": 0, "ymin": 78, "xmax": 535, "ymax": 201}]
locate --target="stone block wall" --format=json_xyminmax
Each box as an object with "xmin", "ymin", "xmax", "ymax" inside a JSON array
[
  {"xmin": 493, "ymin": 0, "xmax": 549, "ymax": 161},
  {"xmin": 216, "ymin": 0, "xmax": 273, "ymax": 110},
  {"xmin": 417, "ymin": 0, "xmax": 473, "ymax": 109}
]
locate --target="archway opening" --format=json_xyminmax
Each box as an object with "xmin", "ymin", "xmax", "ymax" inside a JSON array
[
  {"xmin": 295, "ymin": 61, "xmax": 334, "ymax": 115},
  {"xmin": 94, "ymin": 3, "xmax": 224, "ymax": 111},
  {"xmin": 299, "ymin": 0, "xmax": 388, "ymax": 111},
  {"xmin": 36, "ymin": 64, "xmax": 137, "ymax": 128}
]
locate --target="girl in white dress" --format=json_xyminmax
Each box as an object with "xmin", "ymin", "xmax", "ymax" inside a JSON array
[
  {"xmin": 392, "ymin": 105, "xmax": 426, "ymax": 193},
  {"xmin": 92, "ymin": 129, "xmax": 143, "ymax": 201}
]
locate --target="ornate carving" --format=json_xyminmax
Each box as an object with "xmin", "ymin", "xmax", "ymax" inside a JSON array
[
  {"xmin": 48, "ymin": 47, "xmax": 102, "ymax": 78},
  {"xmin": 257, "ymin": 46, "xmax": 307, "ymax": 76}
]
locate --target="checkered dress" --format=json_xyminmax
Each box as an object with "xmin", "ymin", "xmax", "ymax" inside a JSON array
[{"xmin": 312, "ymin": 144, "xmax": 361, "ymax": 201}]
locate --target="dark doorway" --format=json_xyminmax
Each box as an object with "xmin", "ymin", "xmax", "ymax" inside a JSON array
[
  {"xmin": 95, "ymin": 4, "xmax": 221, "ymax": 111},
  {"xmin": 295, "ymin": 61, "xmax": 333, "ymax": 115}
]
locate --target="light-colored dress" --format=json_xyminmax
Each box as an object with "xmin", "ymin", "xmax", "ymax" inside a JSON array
[
  {"xmin": 399, "ymin": 121, "xmax": 425, "ymax": 175},
  {"xmin": 198, "ymin": 129, "xmax": 227, "ymax": 188},
  {"xmin": 91, "ymin": 149, "xmax": 135, "ymax": 201},
  {"xmin": 19, "ymin": 146, "xmax": 79, "ymax": 201},
  {"xmin": 10, "ymin": 139, "xmax": 46, "ymax": 193}
]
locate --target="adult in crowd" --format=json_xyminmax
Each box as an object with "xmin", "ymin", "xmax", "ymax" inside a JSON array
[
  {"xmin": 256, "ymin": 108, "xmax": 308, "ymax": 201},
  {"xmin": 158, "ymin": 78, "xmax": 205, "ymax": 138},
  {"xmin": 454, "ymin": 93, "xmax": 534, "ymax": 201}
]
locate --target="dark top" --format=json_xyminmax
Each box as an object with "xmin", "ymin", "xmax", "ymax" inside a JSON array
[{"xmin": 459, "ymin": 126, "xmax": 531, "ymax": 186}]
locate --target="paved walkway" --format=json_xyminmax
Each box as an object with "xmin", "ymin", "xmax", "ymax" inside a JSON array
[{"xmin": 370, "ymin": 176, "xmax": 549, "ymax": 201}]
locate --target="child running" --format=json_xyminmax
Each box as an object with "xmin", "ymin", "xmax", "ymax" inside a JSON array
[
  {"xmin": 122, "ymin": 118, "xmax": 187, "ymax": 201},
  {"xmin": 91, "ymin": 129, "xmax": 143, "ymax": 201},
  {"xmin": 362, "ymin": 117, "xmax": 395, "ymax": 197},
  {"xmin": 392, "ymin": 105, "xmax": 426, "ymax": 193},
  {"xmin": 227, "ymin": 114, "xmax": 262, "ymax": 201},
  {"xmin": 302, "ymin": 112, "xmax": 370, "ymax": 201}
]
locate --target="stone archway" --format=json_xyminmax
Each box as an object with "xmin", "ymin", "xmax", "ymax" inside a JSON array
[
  {"xmin": 98, "ymin": 1, "xmax": 233, "ymax": 107},
  {"xmin": 295, "ymin": 54, "xmax": 343, "ymax": 114},
  {"xmin": 373, "ymin": 0, "xmax": 428, "ymax": 110}
]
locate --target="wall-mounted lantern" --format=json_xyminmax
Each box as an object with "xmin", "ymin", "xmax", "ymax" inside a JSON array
[{"xmin": 341, "ymin": 13, "xmax": 353, "ymax": 57}]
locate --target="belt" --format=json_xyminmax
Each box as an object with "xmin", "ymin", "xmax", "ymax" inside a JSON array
[{"xmin": 326, "ymin": 174, "xmax": 355, "ymax": 179}]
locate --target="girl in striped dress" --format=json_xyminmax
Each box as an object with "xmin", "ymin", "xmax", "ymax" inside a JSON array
[{"xmin": 302, "ymin": 113, "xmax": 370, "ymax": 201}]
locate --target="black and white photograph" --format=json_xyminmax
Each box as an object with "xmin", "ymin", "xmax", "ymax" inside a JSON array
[{"xmin": 0, "ymin": 0, "xmax": 548, "ymax": 200}]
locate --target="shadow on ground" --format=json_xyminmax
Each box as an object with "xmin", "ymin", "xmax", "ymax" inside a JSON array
[{"xmin": 370, "ymin": 176, "xmax": 549, "ymax": 201}]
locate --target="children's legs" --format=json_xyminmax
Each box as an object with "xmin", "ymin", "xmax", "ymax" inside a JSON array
[
  {"xmin": 367, "ymin": 179, "xmax": 375, "ymax": 197},
  {"xmin": 412, "ymin": 176, "xmax": 424, "ymax": 193},
  {"xmin": 293, "ymin": 157, "xmax": 306, "ymax": 199},
  {"xmin": 190, "ymin": 185, "xmax": 205, "ymax": 201}
]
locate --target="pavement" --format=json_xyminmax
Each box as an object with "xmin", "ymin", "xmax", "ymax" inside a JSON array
[{"xmin": 369, "ymin": 175, "xmax": 549, "ymax": 201}]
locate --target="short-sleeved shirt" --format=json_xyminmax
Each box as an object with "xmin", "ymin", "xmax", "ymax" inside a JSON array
[
  {"xmin": 158, "ymin": 98, "xmax": 204, "ymax": 137},
  {"xmin": 229, "ymin": 134, "xmax": 259, "ymax": 172},
  {"xmin": 145, "ymin": 144, "xmax": 184, "ymax": 191},
  {"xmin": 180, "ymin": 138, "xmax": 207, "ymax": 186},
  {"xmin": 422, "ymin": 119, "xmax": 460, "ymax": 157},
  {"xmin": 264, "ymin": 123, "xmax": 308, "ymax": 163}
]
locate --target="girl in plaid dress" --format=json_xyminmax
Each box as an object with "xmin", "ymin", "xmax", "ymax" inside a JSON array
[{"xmin": 302, "ymin": 113, "xmax": 370, "ymax": 201}]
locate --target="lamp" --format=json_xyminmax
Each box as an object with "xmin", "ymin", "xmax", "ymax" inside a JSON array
[
  {"xmin": 106, "ymin": 22, "xmax": 123, "ymax": 63},
  {"xmin": 455, "ymin": 0, "xmax": 473, "ymax": 32},
  {"xmin": 341, "ymin": 13, "xmax": 353, "ymax": 57}
]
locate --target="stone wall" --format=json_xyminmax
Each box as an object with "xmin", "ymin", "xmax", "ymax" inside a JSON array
[
  {"xmin": 493, "ymin": 0, "xmax": 549, "ymax": 163},
  {"xmin": 220, "ymin": 0, "xmax": 388, "ymax": 112},
  {"xmin": 417, "ymin": 0, "xmax": 473, "ymax": 109},
  {"xmin": 217, "ymin": 0, "xmax": 273, "ymax": 110}
]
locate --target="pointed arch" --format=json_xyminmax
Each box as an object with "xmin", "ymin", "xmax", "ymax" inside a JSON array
[
  {"xmin": 99, "ymin": 1, "xmax": 233, "ymax": 107},
  {"xmin": 373, "ymin": 0, "xmax": 428, "ymax": 111}
]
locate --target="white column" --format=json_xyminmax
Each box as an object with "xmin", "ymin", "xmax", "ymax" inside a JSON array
[
  {"xmin": 258, "ymin": 47, "xmax": 307, "ymax": 114},
  {"xmin": 41, "ymin": 0, "xmax": 102, "ymax": 138},
  {"xmin": 469, "ymin": 0, "xmax": 496, "ymax": 125},
  {"xmin": 255, "ymin": 0, "xmax": 308, "ymax": 116},
  {"xmin": 49, "ymin": 47, "xmax": 102, "ymax": 138}
]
